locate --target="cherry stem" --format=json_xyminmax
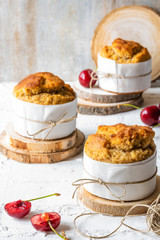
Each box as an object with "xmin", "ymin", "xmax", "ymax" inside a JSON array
[
  {"xmin": 48, "ymin": 221, "xmax": 68, "ymax": 240},
  {"xmin": 152, "ymin": 123, "xmax": 160, "ymax": 128},
  {"xmin": 24, "ymin": 193, "xmax": 60, "ymax": 202},
  {"xmin": 123, "ymin": 103, "xmax": 142, "ymax": 110}
]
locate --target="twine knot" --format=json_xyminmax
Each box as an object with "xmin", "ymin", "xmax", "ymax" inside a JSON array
[
  {"xmin": 73, "ymin": 167, "xmax": 158, "ymax": 238},
  {"xmin": 48, "ymin": 120, "xmax": 56, "ymax": 127},
  {"xmin": 90, "ymin": 70, "xmax": 126, "ymax": 89},
  {"xmin": 22, "ymin": 112, "xmax": 77, "ymax": 140},
  {"xmin": 72, "ymin": 177, "xmax": 126, "ymax": 203},
  {"xmin": 90, "ymin": 70, "xmax": 152, "ymax": 90},
  {"xmin": 97, "ymin": 178, "xmax": 104, "ymax": 185}
]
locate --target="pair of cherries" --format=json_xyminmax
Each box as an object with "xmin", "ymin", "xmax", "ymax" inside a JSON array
[{"xmin": 4, "ymin": 193, "xmax": 68, "ymax": 240}]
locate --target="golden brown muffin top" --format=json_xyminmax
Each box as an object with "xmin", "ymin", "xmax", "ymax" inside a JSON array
[
  {"xmin": 13, "ymin": 72, "xmax": 76, "ymax": 105},
  {"xmin": 85, "ymin": 124, "xmax": 155, "ymax": 164},
  {"xmin": 100, "ymin": 38, "xmax": 151, "ymax": 63},
  {"xmin": 97, "ymin": 124, "xmax": 155, "ymax": 150}
]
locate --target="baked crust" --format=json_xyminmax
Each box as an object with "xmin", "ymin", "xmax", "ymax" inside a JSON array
[
  {"xmin": 85, "ymin": 124, "xmax": 155, "ymax": 164},
  {"xmin": 13, "ymin": 72, "xmax": 76, "ymax": 105},
  {"xmin": 97, "ymin": 124, "xmax": 155, "ymax": 150},
  {"xmin": 100, "ymin": 38, "xmax": 151, "ymax": 63}
]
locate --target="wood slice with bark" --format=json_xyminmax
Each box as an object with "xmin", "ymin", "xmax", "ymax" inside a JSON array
[
  {"xmin": 7, "ymin": 124, "xmax": 77, "ymax": 153},
  {"xmin": 91, "ymin": 5, "xmax": 160, "ymax": 81},
  {"xmin": 0, "ymin": 129, "xmax": 85, "ymax": 164},
  {"xmin": 77, "ymin": 96, "xmax": 143, "ymax": 115},
  {"xmin": 73, "ymin": 81, "xmax": 142, "ymax": 103},
  {"xmin": 78, "ymin": 179, "xmax": 160, "ymax": 216}
]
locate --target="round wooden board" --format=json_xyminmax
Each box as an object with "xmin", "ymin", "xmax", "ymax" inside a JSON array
[
  {"xmin": 73, "ymin": 81, "xmax": 142, "ymax": 103},
  {"xmin": 91, "ymin": 5, "xmax": 160, "ymax": 81},
  {"xmin": 7, "ymin": 124, "xmax": 77, "ymax": 153},
  {"xmin": 78, "ymin": 176, "xmax": 160, "ymax": 216},
  {"xmin": 78, "ymin": 96, "xmax": 143, "ymax": 115},
  {"xmin": 0, "ymin": 129, "xmax": 85, "ymax": 164}
]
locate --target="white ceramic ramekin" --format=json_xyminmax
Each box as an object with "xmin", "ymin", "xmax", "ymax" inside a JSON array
[
  {"xmin": 83, "ymin": 150, "xmax": 157, "ymax": 201},
  {"xmin": 12, "ymin": 96, "xmax": 77, "ymax": 140},
  {"xmin": 98, "ymin": 53, "xmax": 152, "ymax": 93}
]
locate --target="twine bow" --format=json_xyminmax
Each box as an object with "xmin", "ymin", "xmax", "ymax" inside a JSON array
[
  {"xmin": 14, "ymin": 112, "xmax": 77, "ymax": 140},
  {"xmin": 90, "ymin": 70, "xmax": 125, "ymax": 89},
  {"xmin": 90, "ymin": 70, "xmax": 152, "ymax": 90},
  {"xmin": 73, "ymin": 165, "xmax": 157, "ymax": 204},
  {"xmin": 27, "ymin": 112, "xmax": 77, "ymax": 140},
  {"xmin": 72, "ymin": 178, "xmax": 126, "ymax": 203},
  {"xmin": 74, "ymin": 193, "xmax": 160, "ymax": 239}
]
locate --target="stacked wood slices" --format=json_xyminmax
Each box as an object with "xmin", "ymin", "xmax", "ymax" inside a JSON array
[
  {"xmin": 0, "ymin": 72, "xmax": 85, "ymax": 163},
  {"xmin": 74, "ymin": 4, "xmax": 160, "ymax": 115},
  {"xmin": 74, "ymin": 38, "xmax": 152, "ymax": 115},
  {"xmin": 74, "ymin": 81, "xmax": 144, "ymax": 115}
]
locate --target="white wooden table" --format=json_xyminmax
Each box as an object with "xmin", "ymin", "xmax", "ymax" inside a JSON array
[{"xmin": 0, "ymin": 82, "xmax": 160, "ymax": 240}]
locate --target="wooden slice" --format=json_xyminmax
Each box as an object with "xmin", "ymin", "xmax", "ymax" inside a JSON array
[
  {"xmin": 73, "ymin": 81, "xmax": 142, "ymax": 103},
  {"xmin": 78, "ymin": 176, "xmax": 160, "ymax": 216},
  {"xmin": 91, "ymin": 5, "xmax": 160, "ymax": 81},
  {"xmin": 78, "ymin": 96, "xmax": 143, "ymax": 115},
  {"xmin": 7, "ymin": 124, "xmax": 77, "ymax": 153},
  {"xmin": 0, "ymin": 129, "xmax": 85, "ymax": 164}
]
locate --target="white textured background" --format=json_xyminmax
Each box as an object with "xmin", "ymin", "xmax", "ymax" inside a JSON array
[{"xmin": 0, "ymin": 0, "xmax": 160, "ymax": 82}]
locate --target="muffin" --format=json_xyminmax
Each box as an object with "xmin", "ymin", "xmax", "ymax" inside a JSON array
[
  {"xmin": 13, "ymin": 72, "xmax": 76, "ymax": 105},
  {"xmin": 83, "ymin": 123, "xmax": 156, "ymax": 201},
  {"xmin": 12, "ymin": 72, "xmax": 77, "ymax": 140},
  {"xmin": 98, "ymin": 38, "xmax": 152, "ymax": 93},
  {"xmin": 100, "ymin": 38, "xmax": 151, "ymax": 64},
  {"xmin": 85, "ymin": 123, "xmax": 155, "ymax": 164}
]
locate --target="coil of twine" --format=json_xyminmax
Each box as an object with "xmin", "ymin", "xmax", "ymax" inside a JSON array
[
  {"xmin": 73, "ymin": 193, "xmax": 160, "ymax": 239},
  {"xmin": 72, "ymin": 164, "xmax": 158, "ymax": 238}
]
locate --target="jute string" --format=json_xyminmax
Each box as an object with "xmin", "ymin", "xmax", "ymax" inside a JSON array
[
  {"xmin": 72, "ymin": 167, "xmax": 158, "ymax": 238},
  {"xmin": 90, "ymin": 70, "xmax": 152, "ymax": 89},
  {"xmin": 72, "ymin": 165, "xmax": 157, "ymax": 203},
  {"xmin": 74, "ymin": 194, "xmax": 160, "ymax": 238},
  {"xmin": 72, "ymin": 178, "xmax": 126, "ymax": 203},
  {"xmin": 15, "ymin": 112, "xmax": 77, "ymax": 140}
]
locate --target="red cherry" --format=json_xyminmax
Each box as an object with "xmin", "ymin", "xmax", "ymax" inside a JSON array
[
  {"xmin": 4, "ymin": 193, "xmax": 60, "ymax": 219},
  {"xmin": 79, "ymin": 69, "xmax": 96, "ymax": 88},
  {"xmin": 4, "ymin": 200, "xmax": 31, "ymax": 218},
  {"xmin": 31, "ymin": 212, "xmax": 61, "ymax": 232},
  {"xmin": 140, "ymin": 105, "xmax": 160, "ymax": 126}
]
